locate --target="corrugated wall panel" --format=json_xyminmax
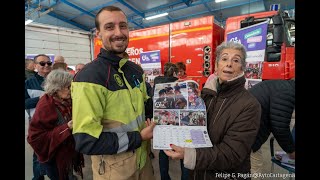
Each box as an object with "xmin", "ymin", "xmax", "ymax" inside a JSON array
[{"xmin": 25, "ymin": 24, "xmax": 92, "ymax": 66}]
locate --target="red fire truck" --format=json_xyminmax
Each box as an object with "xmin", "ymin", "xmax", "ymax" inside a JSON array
[
  {"xmin": 224, "ymin": 10, "xmax": 295, "ymax": 80},
  {"xmin": 94, "ymin": 15, "xmax": 224, "ymax": 87}
]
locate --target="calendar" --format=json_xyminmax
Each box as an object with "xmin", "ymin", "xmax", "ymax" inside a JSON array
[{"xmin": 152, "ymin": 80, "xmax": 213, "ymax": 149}]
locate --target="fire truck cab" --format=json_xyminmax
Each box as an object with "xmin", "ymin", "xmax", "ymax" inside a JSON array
[{"xmin": 225, "ymin": 11, "xmax": 295, "ymax": 80}]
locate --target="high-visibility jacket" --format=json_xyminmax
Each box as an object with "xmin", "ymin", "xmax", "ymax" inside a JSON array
[{"xmin": 71, "ymin": 48, "xmax": 150, "ymax": 176}]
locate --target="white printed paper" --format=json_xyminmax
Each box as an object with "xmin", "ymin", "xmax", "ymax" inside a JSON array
[{"xmin": 152, "ymin": 80, "xmax": 213, "ymax": 149}]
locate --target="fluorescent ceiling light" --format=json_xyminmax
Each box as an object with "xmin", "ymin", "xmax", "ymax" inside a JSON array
[
  {"xmin": 25, "ymin": 19, "xmax": 33, "ymax": 25},
  {"xmin": 145, "ymin": 12, "xmax": 169, "ymax": 20},
  {"xmin": 215, "ymin": 0, "xmax": 228, "ymax": 3}
]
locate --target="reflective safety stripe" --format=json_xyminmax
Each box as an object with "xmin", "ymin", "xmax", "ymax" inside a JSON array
[
  {"xmin": 102, "ymin": 114, "xmax": 145, "ymax": 133},
  {"xmin": 117, "ymin": 132, "xmax": 129, "ymax": 153}
]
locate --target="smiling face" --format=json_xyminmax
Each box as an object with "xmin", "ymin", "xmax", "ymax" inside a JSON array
[
  {"xmin": 35, "ymin": 55, "xmax": 52, "ymax": 77},
  {"xmin": 216, "ymin": 48, "xmax": 244, "ymax": 83},
  {"xmin": 96, "ymin": 10, "xmax": 129, "ymax": 58}
]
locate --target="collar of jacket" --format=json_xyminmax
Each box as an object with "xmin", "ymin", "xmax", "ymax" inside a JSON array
[
  {"xmin": 97, "ymin": 48, "xmax": 129, "ymax": 67},
  {"xmin": 35, "ymin": 72, "xmax": 45, "ymax": 80},
  {"xmin": 218, "ymin": 74, "xmax": 246, "ymax": 98}
]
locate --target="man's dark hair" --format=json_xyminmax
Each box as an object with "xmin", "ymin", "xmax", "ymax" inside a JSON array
[
  {"xmin": 34, "ymin": 54, "xmax": 50, "ymax": 63},
  {"xmin": 159, "ymin": 89, "xmax": 166, "ymax": 95},
  {"xmin": 164, "ymin": 62, "xmax": 178, "ymax": 77},
  {"xmin": 95, "ymin": 6, "xmax": 126, "ymax": 30}
]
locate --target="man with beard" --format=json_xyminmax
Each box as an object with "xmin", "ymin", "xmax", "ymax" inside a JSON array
[{"xmin": 71, "ymin": 6, "xmax": 155, "ymax": 180}]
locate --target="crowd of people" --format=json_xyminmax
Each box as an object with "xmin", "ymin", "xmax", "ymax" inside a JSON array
[{"xmin": 25, "ymin": 5, "xmax": 295, "ymax": 180}]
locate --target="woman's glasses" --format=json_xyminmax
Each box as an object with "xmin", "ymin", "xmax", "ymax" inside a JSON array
[{"xmin": 38, "ymin": 61, "xmax": 52, "ymax": 66}]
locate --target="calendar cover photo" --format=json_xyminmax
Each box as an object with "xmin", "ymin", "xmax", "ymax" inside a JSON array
[{"xmin": 152, "ymin": 80, "xmax": 213, "ymax": 150}]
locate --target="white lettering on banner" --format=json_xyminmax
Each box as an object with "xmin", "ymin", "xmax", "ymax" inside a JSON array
[
  {"xmin": 247, "ymin": 36, "xmax": 263, "ymax": 43},
  {"xmin": 129, "ymin": 58, "xmax": 141, "ymax": 65},
  {"xmin": 126, "ymin": 47, "xmax": 144, "ymax": 56},
  {"xmin": 229, "ymin": 37, "xmax": 242, "ymax": 44},
  {"xmin": 246, "ymin": 50, "xmax": 265, "ymax": 62}
]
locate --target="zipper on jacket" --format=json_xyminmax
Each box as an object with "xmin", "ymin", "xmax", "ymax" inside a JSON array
[
  {"xmin": 212, "ymin": 98, "xmax": 226, "ymax": 126},
  {"xmin": 207, "ymin": 98, "xmax": 214, "ymax": 113}
]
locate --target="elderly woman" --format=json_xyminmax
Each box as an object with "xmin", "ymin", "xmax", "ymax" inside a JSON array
[
  {"xmin": 27, "ymin": 69, "xmax": 83, "ymax": 180},
  {"xmin": 165, "ymin": 41, "xmax": 261, "ymax": 179}
]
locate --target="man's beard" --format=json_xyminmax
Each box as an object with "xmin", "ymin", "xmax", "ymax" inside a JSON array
[
  {"xmin": 107, "ymin": 36, "xmax": 128, "ymax": 54},
  {"xmin": 108, "ymin": 47, "xmax": 127, "ymax": 55}
]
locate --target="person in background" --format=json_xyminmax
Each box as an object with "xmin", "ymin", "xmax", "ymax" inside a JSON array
[
  {"xmin": 249, "ymin": 79, "xmax": 295, "ymax": 175},
  {"xmin": 53, "ymin": 55, "xmax": 75, "ymax": 75},
  {"xmin": 75, "ymin": 63, "xmax": 85, "ymax": 74},
  {"xmin": 25, "ymin": 58, "xmax": 36, "ymax": 80},
  {"xmin": 145, "ymin": 81, "xmax": 155, "ymax": 160},
  {"xmin": 25, "ymin": 54, "xmax": 52, "ymax": 123},
  {"xmin": 71, "ymin": 6, "xmax": 155, "ymax": 180},
  {"xmin": 164, "ymin": 41, "xmax": 261, "ymax": 179},
  {"xmin": 53, "ymin": 55, "xmax": 65, "ymax": 63},
  {"xmin": 52, "ymin": 62, "xmax": 68, "ymax": 71},
  {"xmin": 153, "ymin": 62, "xmax": 189, "ymax": 180},
  {"xmin": 25, "ymin": 54, "xmax": 53, "ymax": 180},
  {"xmin": 176, "ymin": 62, "xmax": 188, "ymax": 80},
  {"xmin": 27, "ymin": 70, "xmax": 84, "ymax": 180}
]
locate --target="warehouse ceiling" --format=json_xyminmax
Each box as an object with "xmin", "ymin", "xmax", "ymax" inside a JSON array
[{"xmin": 25, "ymin": 0, "xmax": 295, "ymax": 32}]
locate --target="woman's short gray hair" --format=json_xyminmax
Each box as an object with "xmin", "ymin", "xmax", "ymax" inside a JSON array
[
  {"xmin": 215, "ymin": 41, "xmax": 247, "ymax": 70},
  {"xmin": 44, "ymin": 69, "xmax": 73, "ymax": 95}
]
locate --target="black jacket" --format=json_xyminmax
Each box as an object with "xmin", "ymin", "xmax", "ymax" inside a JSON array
[{"xmin": 249, "ymin": 79, "xmax": 295, "ymax": 153}]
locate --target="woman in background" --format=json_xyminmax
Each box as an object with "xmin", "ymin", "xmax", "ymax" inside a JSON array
[{"xmin": 28, "ymin": 69, "xmax": 84, "ymax": 180}]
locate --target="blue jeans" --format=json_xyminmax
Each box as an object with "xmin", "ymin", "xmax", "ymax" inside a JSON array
[
  {"xmin": 32, "ymin": 153, "xmax": 45, "ymax": 180},
  {"xmin": 159, "ymin": 150, "xmax": 189, "ymax": 180},
  {"xmin": 41, "ymin": 159, "xmax": 60, "ymax": 180}
]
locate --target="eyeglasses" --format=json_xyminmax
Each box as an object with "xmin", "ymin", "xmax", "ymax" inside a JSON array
[{"xmin": 38, "ymin": 61, "xmax": 52, "ymax": 66}]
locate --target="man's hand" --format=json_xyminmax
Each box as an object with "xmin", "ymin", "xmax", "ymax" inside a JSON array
[
  {"xmin": 140, "ymin": 119, "xmax": 156, "ymax": 141},
  {"xmin": 164, "ymin": 144, "xmax": 184, "ymax": 160}
]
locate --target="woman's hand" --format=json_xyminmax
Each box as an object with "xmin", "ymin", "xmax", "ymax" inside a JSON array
[
  {"xmin": 67, "ymin": 120, "xmax": 73, "ymax": 130},
  {"xmin": 164, "ymin": 144, "xmax": 185, "ymax": 160}
]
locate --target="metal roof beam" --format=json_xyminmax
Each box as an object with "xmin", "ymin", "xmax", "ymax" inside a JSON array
[
  {"xmin": 60, "ymin": 0, "xmax": 95, "ymax": 18},
  {"xmin": 26, "ymin": 3, "xmax": 90, "ymax": 31},
  {"xmin": 131, "ymin": 0, "xmax": 212, "ymax": 21},
  {"xmin": 131, "ymin": 0, "xmax": 182, "ymax": 16},
  {"xmin": 181, "ymin": 0, "xmax": 192, "ymax": 7},
  {"xmin": 209, "ymin": 0, "xmax": 263, "ymax": 13},
  {"xmin": 47, "ymin": 11, "xmax": 90, "ymax": 31},
  {"xmin": 135, "ymin": 0, "xmax": 263, "ymax": 27},
  {"xmin": 25, "ymin": 0, "xmax": 50, "ymax": 11},
  {"xmin": 201, "ymin": 0, "xmax": 212, "ymax": 12},
  {"xmin": 145, "ymin": 10, "xmax": 222, "ymax": 27},
  {"xmin": 115, "ymin": 0, "xmax": 145, "ymax": 18},
  {"xmin": 167, "ymin": 16, "xmax": 174, "ymax": 22},
  {"xmin": 128, "ymin": 19, "xmax": 144, "ymax": 29},
  {"xmin": 68, "ymin": 0, "xmax": 118, "ymax": 20}
]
